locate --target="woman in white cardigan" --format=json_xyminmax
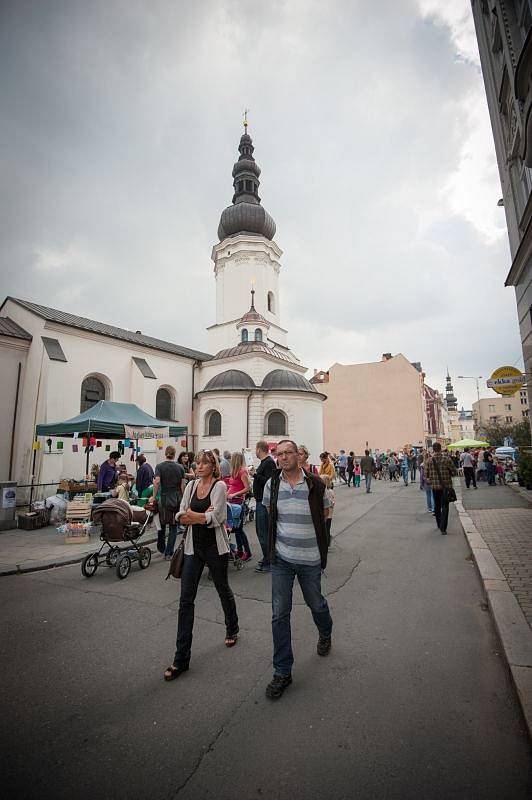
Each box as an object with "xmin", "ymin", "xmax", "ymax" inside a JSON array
[{"xmin": 164, "ymin": 449, "xmax": 239, "ymax": 681}]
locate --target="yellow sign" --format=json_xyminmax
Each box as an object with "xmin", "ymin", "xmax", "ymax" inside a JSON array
[{"xmin": 486, "ymin": 366, "xmax": 525, "ymax": 396}]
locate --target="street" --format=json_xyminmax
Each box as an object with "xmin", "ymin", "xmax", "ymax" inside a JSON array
[{"xmin": 2, "ymin": 479, "xmax": 531, "ymax": 799}]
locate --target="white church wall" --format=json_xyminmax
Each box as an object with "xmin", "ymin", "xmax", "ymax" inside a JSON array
[
  {"xmin": 262, "ymin": 393, "xmax": 324, "ymax": 465},
  {"xmin": 197, "ymin": 393, "xmax": 248, "ymax": 454}
]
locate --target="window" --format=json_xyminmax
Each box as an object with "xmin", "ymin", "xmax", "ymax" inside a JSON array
[
  {"xmin": 524, "ymin": 410, "xmax": 529, "ymax": 418},
  {"xmin": 241, "ymin": 328, "xmax": 248, "ymax": 343},
  {"xmin": 504, "ymin": 403, "xmax": 512, "ymax": 411},
  {"xmin": 267, "ymin": 291, "xmax": 275, "ymax": 313},
  {"xmin": 156, "ymin": 388, "xmax": 172, "ymax": 420},
  {"xmin": 245, "ymin": 179, "xmax": 252, "ymax": 191},
  {"xmin": 254, "ymin": 328, "xmax": 263, "ymax": 342},
  {"xmin": 266, "ymin": 410, "xmax": 287, "ymax": 436},
  {"xmin": 506, "ymin": 416, "xmax": 513, "ymax": 423},
  {"xmin": 80, "ymin": 376, "xmax": 106, "ymax": 412},
  {"xmin": 205, "ymin": 410, "xmax": 221, "ymax": 436}
]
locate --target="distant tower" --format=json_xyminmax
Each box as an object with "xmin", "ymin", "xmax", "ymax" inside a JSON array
[
  {"xmin": 444, "ymin": 371, "xmax": 460, "ymax": 442},
  {"xmin": 445, "ymin": 372, "xmax": 457, "ymax": 412},
  {"xmin": 209, "ymin": 119, "xmax": 292, "ymax": 355}
]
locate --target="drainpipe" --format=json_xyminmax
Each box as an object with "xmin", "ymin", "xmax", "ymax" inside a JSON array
[
  {"xmin": 9, "ymin": 362, "xmax": 22, "ymax": 480},
  {"xmin": 246, "ymin": 391, "xmax": 253, "ymax": 449},
  {"xmin": 190, "ymin": 359, "xmax": 201, "ymax": 451}
]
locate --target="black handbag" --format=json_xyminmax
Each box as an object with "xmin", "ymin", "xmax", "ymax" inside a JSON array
[
  {"xmin": 433, "ymin": 458, "xmax": 457, "ymax": 503},
  {"xmin": 165, "ymin": 534, "xmax": 186, "ymax": 580}
]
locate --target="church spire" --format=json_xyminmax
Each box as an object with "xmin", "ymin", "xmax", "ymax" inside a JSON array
[{"xmin": 217, "ymin": 121, "xmax": 276, "ymax": 241}]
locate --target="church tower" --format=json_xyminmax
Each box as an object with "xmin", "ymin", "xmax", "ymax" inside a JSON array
[{"xmin": 208, "ymin": 121, "xmax": 291, "ymax": 356}]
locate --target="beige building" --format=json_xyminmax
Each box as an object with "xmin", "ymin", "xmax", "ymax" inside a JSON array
[
  {"xmin": 312, "ymin": 354, "xmax": 427, "ymax": 454},
  {"xmin": 473, "ymin": 389, "xmax": 529, "ymax": 436}
]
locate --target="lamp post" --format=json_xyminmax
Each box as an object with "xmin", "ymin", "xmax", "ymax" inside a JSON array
[{"xmin": 457, "ymin": 375, "xmax": 482, "ymax": 405}]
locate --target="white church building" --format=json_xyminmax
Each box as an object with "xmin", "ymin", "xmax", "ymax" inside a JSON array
[{"xmin": 0, "ymin": 126, "xmax": 325, "ymax": 486}]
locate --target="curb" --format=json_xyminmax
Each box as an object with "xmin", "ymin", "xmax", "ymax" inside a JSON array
[
  {"xmin": 0, "ymin": 535, "xmax": 159, "ymax": 577},
  {"xmin": 508, "ymin": 482, "xmax": 532, "ymax": 504},
  {"xmin": 455, "ymin": 482, "xmax": 532, "ymax": 739}
]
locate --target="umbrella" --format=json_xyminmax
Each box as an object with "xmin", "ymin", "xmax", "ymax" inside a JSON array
[{"xmin": 447, "ymin": 438, "xmax": 490, "ymax": 449}]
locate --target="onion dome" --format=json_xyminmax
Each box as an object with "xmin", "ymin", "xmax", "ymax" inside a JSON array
[
  {"xmin": 217, "ymin": 126, "xmax": 276, "ymax": 241},
  {"xmin": 203, "ymin": 370, "xmax": 256, "ymax": 391},
  {"xmin": 261, "ymin": 369, "xmax": 318, "ymax": 393}
]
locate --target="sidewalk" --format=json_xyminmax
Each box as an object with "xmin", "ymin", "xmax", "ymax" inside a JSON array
[
  {"xmin": 0, "ymin": 523, "xmax": 158, "ymax": 575},
  {"xmin": 456, "ymin": 478, "xmax": 532, "ymax": 737}
]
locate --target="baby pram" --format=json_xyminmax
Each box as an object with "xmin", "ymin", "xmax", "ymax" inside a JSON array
[
  {"xmin": 81, "ymin": 499, "xmax": 153, "ymax": 580},
  {"xmin": 226, "ymin": 502, "xmax": 245, "ymax": 570}
]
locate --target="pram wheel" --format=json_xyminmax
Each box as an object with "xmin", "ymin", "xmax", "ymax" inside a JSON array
[
  {"xmin": 81, "ymin": 553, "xmax": 99, "ymax": 578},
  {"xmin": 138, "ymin": 547, "xmax": 152, "ymax": 569},
  {"xmin": 235, "ymin": 558, "xmax": 244, "ymax": 570},
  {"xmin": 116, "ymin": 554, "xmax": 131, "ymax": 580},
  {"xmin": 106, "ymin": 547, "xmax": 120, "ymax": 567},
  {"xmin": 248, "ymin": 509, "xmax": 255, "ymax": 522}
]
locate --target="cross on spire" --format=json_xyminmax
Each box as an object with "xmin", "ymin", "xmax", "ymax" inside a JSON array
[{"xmin": 243, "ymin": 107, "xmax": 249, "ymax": 133}]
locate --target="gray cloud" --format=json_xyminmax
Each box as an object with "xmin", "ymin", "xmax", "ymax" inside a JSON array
[{"xmin": 0, "ymin": 0, "xmax": 522, "ymax": 409}]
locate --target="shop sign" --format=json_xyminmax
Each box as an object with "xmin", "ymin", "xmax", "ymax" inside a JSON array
[{"xmin": 486, "ymin": 366, "xmax": 525, "ymax": 396}]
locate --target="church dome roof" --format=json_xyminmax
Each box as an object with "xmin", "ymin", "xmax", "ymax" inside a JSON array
[
  {"xmin": 203, "ymin": 369, "xmax": 256, "ymax": 391},
  {"xmin": 217, "ymin": 126, "xmax": 276, "ymax": 242},
  {"xmin": 236, "ymin": 289, "xmax": 271, "ymax": 328},
  {"xmin": 261, "ymin": 369, "xmax": 318, "ymax": 393}
]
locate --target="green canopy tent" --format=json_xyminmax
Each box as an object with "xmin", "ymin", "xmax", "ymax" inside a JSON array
[
  {"xmin": 34, "ymin": 400, "xmax": 187, "ymax": 478},
  {"xmin": 447, "ymin": 438, "xmax": 490, "ymax": 449}
]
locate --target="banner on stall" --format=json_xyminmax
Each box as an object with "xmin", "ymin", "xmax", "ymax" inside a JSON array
[{"xmin": 124, "ymin": 425, "xmax": 169, "ymax": 440}]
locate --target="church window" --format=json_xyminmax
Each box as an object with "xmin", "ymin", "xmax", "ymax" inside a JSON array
[
  {"xmin": 241, "ymin": 328, "xmax": 249, "ymax": 343},
  {"xmin": 245, "ymin": 179, "xmax": 252, "ymax": 191},
  {"xmin": 80, "ymin": 375, "xmax": 107, "ymax": 412},
  {"xmin": 267, "ymin": 291, "xmax": 275, "ymax": 313},
  {"xmin": 238, "ymin": 181, "xmax": 243, "ymax": 192},
  {"xmin": 266, "ymin": 410, "xmax": 287, "ymax": 436},
  {"xmin": 205, "ymin": 410, "xmax": 222, "ymax": 437},
  {"xmin": 156, "ymin": 387, "xmax": 173, "ymax": 420},
  {"xmin": 255, "ymin": 328, "xmax": 263, "ymax": 342}
]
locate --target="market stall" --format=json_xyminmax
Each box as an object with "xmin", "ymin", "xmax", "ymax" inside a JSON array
[{"xmin": 28, "ymin": 401, "xmax": 187, "ymax": 521}]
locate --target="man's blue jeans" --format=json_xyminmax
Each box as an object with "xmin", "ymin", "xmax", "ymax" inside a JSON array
[
  {"xmin": 271, "ymin": 557, "xmax": 333, "ymax": 677},
  {"xmin": 159, "ymin": 523, "xmax": 177, "ymax": 556},
  {"xmin": 255, "ymin": 501, "xmax": 269, "ymax": 564},
  {"xmin": 365, "ymin": 473, "xmax": 372, "ymax": 493}
]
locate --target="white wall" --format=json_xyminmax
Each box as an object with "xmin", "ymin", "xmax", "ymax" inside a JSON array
[
  {"xmin": 209, "ymin": 234, "xmax": 287, "ymax": 350},
  {"xmin": 0, "ymin": 300, "xmax": 196, "ymax": 485},
  {"xmin": 0, "ymin": 336, "xmax": 29, "ymax": 480}
]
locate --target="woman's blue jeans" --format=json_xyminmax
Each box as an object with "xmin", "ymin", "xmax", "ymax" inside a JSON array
[
  {"xmin": 271, "ymin": 557, "xmax": 332, "ymax": 677},
  {"xmin": 425, "ymin": 488, "xmax": 434, "ymax": 512}
]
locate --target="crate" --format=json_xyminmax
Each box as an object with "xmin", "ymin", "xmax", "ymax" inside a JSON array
[
  {"xmin": 63, "ymin": 522, "xmax": 90, "ymax": 544},
  {"xmin": 65, "ymin": 500, "xmax": 91, "ymax": 522}
]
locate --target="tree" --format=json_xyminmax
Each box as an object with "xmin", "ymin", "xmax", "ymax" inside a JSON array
[{"xmin": 478, "ymin": 418, "xmax": 531, "ymax": 448}]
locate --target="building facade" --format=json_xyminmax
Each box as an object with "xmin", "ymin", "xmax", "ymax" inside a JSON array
[
  {"xmin": 313, "ymin": 353, "xmax": 428, "ymax": 454},
  {"xmin": 471, "ymin": 0, "xmax": 532, "ymax": 381},
  {"xmin": 473, "ymin": 389, "xmax": 529, "ymax": 434}
]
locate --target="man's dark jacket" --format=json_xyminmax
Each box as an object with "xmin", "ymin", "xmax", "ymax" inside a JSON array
[
  {"xmin": 266, "ymin": 468, "xmax": 329, "ymax": 569},
  {"xmin": 253, "ymin": 455, "xmax": 276, "ymax": 502}
]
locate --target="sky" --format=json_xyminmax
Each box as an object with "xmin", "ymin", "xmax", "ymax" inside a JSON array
[{"xmin": 0, "ymin": 0, "xmax": 523, "ymax": 410}]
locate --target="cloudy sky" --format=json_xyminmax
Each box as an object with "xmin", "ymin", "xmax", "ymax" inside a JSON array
[{"xmin": 0, "ymin": 0, "xmax": 523, "ymax": 408}]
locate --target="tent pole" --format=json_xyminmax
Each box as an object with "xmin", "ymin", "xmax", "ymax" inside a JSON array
[{"xmin": 30, "ymin": 428, "xmax": 37, "ymax": 508}]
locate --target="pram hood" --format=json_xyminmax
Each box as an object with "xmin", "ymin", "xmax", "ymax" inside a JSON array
[{"xmin": 92, "ymin": 498, "xmax": 132, "ymax": 526}]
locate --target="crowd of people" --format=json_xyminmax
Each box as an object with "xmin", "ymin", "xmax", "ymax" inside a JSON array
[{"xmin": 93, "ymin": 437, "xmax": 513, "ymax": 700}]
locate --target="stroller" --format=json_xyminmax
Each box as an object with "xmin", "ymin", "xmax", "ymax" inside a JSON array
[
  {"xmin": 225, "ymin": 502, "xmax": 247, "ymax": 570},
  {"xmin": 81, "ymin": 499, "xmax": 153, "ymax": 580}
]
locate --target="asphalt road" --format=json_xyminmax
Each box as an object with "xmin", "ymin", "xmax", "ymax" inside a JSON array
[{"xmin": 2, "ymin": 480, "xmax": 531, "ymax": 799}]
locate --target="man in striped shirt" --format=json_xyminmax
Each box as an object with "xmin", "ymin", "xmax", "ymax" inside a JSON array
[{"xmin": 262, "ymin": 439, "xmax": 333, "ymax": 700}]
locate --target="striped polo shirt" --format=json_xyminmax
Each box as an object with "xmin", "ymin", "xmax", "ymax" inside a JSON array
[{"xmin": 263, "ymin": 470, "xmax": 330, "ymax": 566}]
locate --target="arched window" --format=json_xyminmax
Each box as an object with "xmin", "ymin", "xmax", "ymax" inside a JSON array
[
  {"xmin": 156, "ymin": 387, "xmax": 173, "ymax": 420},
  {"xmin": 205, "ymin": 410, "xmax": 222, "ymax": 436},
  {"xmin": 266, "ymin": 410, "xmax": 287, "ymax": 436},
  {"xmin": 80, "ymin": 376, "xmax": 106, "ymax": 413},
  {"xmin": 241, "ymin": 328, "xmax": 249, "ymax": 343},
  {"xmin": 255, "ymin": 328, "xmax": 263, "ymax": 342},
  {"xmin": 267, "ymin": 291, "xmax": 275, "ymax": 313}
]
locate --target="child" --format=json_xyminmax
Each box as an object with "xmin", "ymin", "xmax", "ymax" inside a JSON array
[
  {"xmin": 321, "ymin": 475, "xmax": 335, "ymax": 547},
  {"xmin": 113, "ymin": 473, "xmax": 130, "ymax": 503},
  {"xmin": 496, "ymin": 460, "xmax": 505, "ymax": 485},
  {"xmin": 354, "ymin": 462, "xmax": 361, "ymax": 488}
]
